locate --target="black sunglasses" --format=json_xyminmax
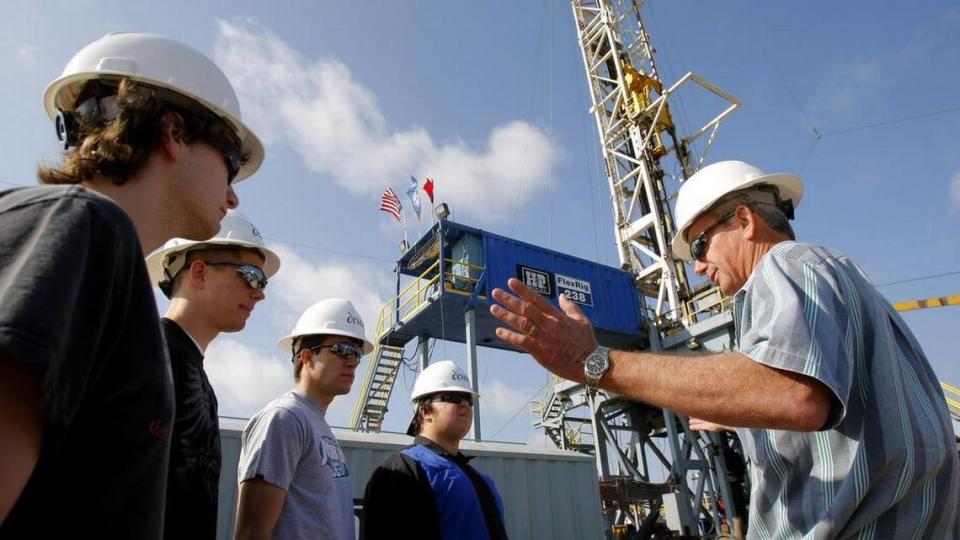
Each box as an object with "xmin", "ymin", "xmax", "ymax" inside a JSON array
[
  {"xmin": 202, "ymin": 261, "xmax": 268, "ymax": 290},
  {"xmin": 209, "ymin": 138, "xmax": 241, "ymax": 185},
  {"xmin": 311, "ymin": 342, "xmax": 365, "ymax": 360},
  {"xmin": 430, "ymin": 392, "xmax": 474, "ymax": 406},
  {"xmin": 690, "ymin": 211, "xmax": 735, "ymax": 263}
]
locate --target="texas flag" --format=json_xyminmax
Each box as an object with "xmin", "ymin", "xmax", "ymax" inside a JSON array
[{"xmin": 423, "ymin": 177, "xmax": 435, "ymax": 203}]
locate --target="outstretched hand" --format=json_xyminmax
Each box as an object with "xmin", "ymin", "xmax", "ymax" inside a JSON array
[{"xmin": 490, "ymin": 278, "xmax": 598, "ymax": 383}]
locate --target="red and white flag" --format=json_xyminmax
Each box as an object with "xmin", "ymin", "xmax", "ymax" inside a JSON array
[
  {"xmin": 423, "ymin": 178, "xmax": 435, "ymax": 203},
  {"xmin": 379, "ymin": 188, "xmax": 403, "ymax": 224}
]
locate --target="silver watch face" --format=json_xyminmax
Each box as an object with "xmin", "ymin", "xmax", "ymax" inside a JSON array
[{"xmin": 585, "ymin": 352, "xmax": 608, "ymax": 375}]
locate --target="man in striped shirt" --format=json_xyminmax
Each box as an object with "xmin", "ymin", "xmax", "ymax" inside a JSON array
[{"xmin": 490, "ymin": 160, "xmax": 959, "ymax": 538}]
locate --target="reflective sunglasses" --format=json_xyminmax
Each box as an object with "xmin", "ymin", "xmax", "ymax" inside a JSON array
[
  {"xmin": 311, "ymin": 342, "xmax": 365, "ymax": 360},
  {"xmin": 430, "ymin": 392, "xmax": 474, "ymax": 406},
  {"xmin": 202, "ymin": 261, "xmax": 268, "ymax": 290},
  {"xmin": 689, "ymin": 211, "xmax": 734, "ymax": 263},
  {"xmin": 208, "ymin": 137, "xmax": 241, "ymax": 185}
]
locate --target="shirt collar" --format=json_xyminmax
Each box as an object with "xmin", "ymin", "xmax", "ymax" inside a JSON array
[
  {"xmin": 164, "ymin": 317, "xmax": 204, "ymax": 355},
  {"xmin": 291, "ymin": 389, "xmax": 328, "ymax": 417},
  {"xmin": 183, "ymin": 329, "xmax": 204, "ymax": 355},
  {"xmin": 736, "ymin": 240, "xmax": 792, "ymax": 296},
  {"xmin": 414, "ymin": 436, "xmax": 474, "ymax": 463}
]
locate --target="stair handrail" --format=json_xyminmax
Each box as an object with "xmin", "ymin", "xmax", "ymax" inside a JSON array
[{"xmin": 349, "ymin": 298, "xmax": 395, "ymax": 429}]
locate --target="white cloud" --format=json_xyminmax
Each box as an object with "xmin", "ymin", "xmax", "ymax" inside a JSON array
[
  {"xmin": 207, "ymin": 245, "xmax": 394, "ymax": 420},
  {"xmin": 204, "ymin": 335, "xmax": 376, "ymax": 426},
  {"xmin": 267, "ymin": 245, "xmax": 391, "ymax": 334},
  {"xmin": 214, "ymin": 19, "xmax": 556, "ymax": 223},
  {"xmin": 205, "ymin": 338, "xmax": 291, "ymax": 417},
  {"xmin": 951, "ymin": 170, "xmax": 960, "ymax": 213},
  {"xmin": 480, "ymin": 379, "xmax": 531, "ymax": 417}
]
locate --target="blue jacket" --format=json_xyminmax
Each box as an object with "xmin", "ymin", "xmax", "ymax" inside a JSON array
[{"xmin": 361, "ymin": 437, "xmax": 508, "ymax": 540}]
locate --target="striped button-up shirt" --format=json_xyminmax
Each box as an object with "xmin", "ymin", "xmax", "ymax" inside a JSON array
[{"xmin": 733, "ymin": 242, "xmax": 958, "ymax": 539}]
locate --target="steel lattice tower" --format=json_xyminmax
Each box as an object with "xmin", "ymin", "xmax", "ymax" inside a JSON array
[{"xmin": 534, "ymin": 1, "xmax": 747, "ymax": 537}]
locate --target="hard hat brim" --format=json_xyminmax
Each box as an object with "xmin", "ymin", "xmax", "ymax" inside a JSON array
[
  {"xmin": 406, "ymin": 388, "xmax": 479, "ymax": 436},
  {"xmin": 410, "ymin": 387, "xmax": 481, "ymax": 403},
  {"xmin": 145, "ymin": 239, "xmax": 280, "ymax": 286},
  {"xmin": 671, "ymin": 172, "xmax": 803, "ymax": 261},
  {"xmin": 275, "ymin": 332, "xmax": 375, "ymax": 355}
]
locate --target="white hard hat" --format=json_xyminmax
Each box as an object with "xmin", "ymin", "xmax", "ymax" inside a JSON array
[
  {"xmin": 670, "ymin": 160, "xmax": 803, "ymax": 261},
  {"xmin": 145, "ymin": 210, "xmax": 280, "ymax": 288},
  {"xmin": 410, "ymin": 360, "xmax": 478, "ymax": 403},
  {"xmin": 43, "ymin": 32, "xmax": 264, "ymax": 181},
  {"xmin": 406, "ymin": 360, "xmax": 477, "ymax": 436},
  {"xmin": 277, "ymin": 299, "xmax": 373, "ymax": 354}
]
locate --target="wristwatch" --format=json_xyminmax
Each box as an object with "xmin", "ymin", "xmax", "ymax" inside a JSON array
[{"xmin": 583, "ymin": 346, "xmax": 610, "ymax": 387}]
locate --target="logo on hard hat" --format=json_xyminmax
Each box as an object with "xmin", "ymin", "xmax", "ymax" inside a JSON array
[
  {"xmin": 346, "ymin": 313, "xmax": 364, "ymax": 327},
  {"xmin": 251, "ymin": 225, "xmax": 262, "ymax": 238},
  {"xmin": 451, "ymin": 371, "xmax": 468, "ymax": 382}
]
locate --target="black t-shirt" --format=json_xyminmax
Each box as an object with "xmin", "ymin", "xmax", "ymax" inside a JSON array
[
  {"xmin": 0, "ymin": 185, "xmax": 174, "ymax": 539},
  {"xmin": 162, "ymin": 318, "xmax": 221, "ymax": 540}
]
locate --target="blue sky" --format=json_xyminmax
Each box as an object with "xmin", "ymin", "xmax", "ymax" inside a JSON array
[{"xmin": 2, "ymin": 0, "xmax": 958, "ymax": 444}]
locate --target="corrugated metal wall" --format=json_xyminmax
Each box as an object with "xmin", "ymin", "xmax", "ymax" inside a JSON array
[{"xmin": 217, "ymin": 419, "xmax": 604, "ymax": 539}]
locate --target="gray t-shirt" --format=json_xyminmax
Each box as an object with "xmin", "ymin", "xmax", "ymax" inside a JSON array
[
  {"xmin": 239, "ymin": 390, "xmax": 354, "ymax": 540},
  {"xmin": 734, "ymin": 242, "xmax": 958, "ymax": 539}
]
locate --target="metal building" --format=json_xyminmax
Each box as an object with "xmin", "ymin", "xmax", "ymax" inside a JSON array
[{"xmin": 216, "ymin": 418, "xmax": 605, "ymax": 540}]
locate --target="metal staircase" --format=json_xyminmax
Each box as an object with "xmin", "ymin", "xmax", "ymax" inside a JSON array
[
  {"xmin": 350, "ymin": 302, "xmax": 407, "ymax": 432},
  {"xmin": 352, "ymin": 344, "xmax": 405, "ymax": 432},
  {"xmin": 537, "ymin": 391, "xmax": 568, "ymax": 448},
  {"xmin": 533, "ymin": 377, "xmax": 593, "ymax": 452}
]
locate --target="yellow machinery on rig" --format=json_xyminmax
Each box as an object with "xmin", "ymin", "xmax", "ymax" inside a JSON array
[{"xmin": 892, "ymin": 295, "xmax": 960, "ymax": 313}]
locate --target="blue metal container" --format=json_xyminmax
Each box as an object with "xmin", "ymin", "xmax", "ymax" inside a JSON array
[
  {"xmin": 481, "ymin": 229, "xmax": 644, "ymax": 339},
  {"xmin": 389, "ymin": 220, "xmax": 646, "ymax": 351}
]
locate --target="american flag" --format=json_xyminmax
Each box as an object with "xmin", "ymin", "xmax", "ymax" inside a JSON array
[{"xmin": 379, "ymin": 187, "xmax": 403, "ymax": 224}]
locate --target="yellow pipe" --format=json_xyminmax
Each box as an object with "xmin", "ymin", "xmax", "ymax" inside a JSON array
[{"xmin": 893, "ymin": 295, "xmax": 960, "ymax": 313}]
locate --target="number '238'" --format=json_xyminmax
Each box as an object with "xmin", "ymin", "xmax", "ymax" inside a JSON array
[{"xmin": 562, "ymin": 290, "xmax": 587, "ymax": 303}]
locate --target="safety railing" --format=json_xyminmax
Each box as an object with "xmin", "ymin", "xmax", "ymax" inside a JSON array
[
  {"xmin": 395, "ymin": 259, "xmax": 441, "ymax": 322},
  {"xmin": 440, "ymin": 258, "xmax": 486, "ymax": 299},
  {"xmin": 349, "ymin": 298, "xmax": 394, "ymax": 428},
  {"xmin": 658, "ymin": 285, "xmax": 733, "ymax": 334},
  {"xmin": 394, "ymin": 258, "xmax": 487, "ymax": 325}
]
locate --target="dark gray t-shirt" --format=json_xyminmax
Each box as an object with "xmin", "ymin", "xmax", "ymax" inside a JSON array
[
  {"xmin": 239, "ymin": 390, "xmax": 354, "ymax": 540},
  {"xmin": 734, "ymin": 242, "xmax": 959, "ymax": 539},
  {"xmin": 0, "ymin": 185, "xmax": 174, "ymax": 539}
]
